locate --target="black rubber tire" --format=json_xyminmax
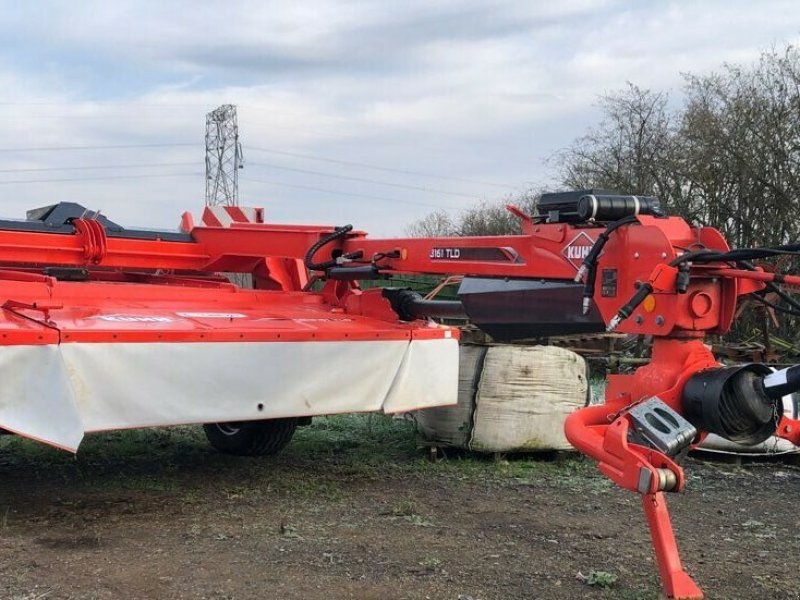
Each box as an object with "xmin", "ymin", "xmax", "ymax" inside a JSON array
[{"xmin": 203, "ymin": 418, "xmax": 298, "ymax": 456}]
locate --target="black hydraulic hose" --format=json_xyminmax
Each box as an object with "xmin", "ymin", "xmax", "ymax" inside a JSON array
[
  {"xmin": 583, "ymin": 262, "xmax": 598, "ymax": 314},
  {"xmin": 675, "ymin": 244, "xmax": 800, "ymax": 265},
  {"xmin": 404, "ymin": 299, "xmax": 467, "ymax": 320},
  {"xmin": 749, "ymin": 294, "xmax": 800, "ymax": 318},
  {"xmin": 576, "ymin": 215, "xmax": 639, "ymax": 313},
  {"xmin": 668, "ymin": 249, "xmax": 714, "ymax": 267},
  {"xmin": 304, "ymin": 225, "xmax": 353, "ymax": 272},
  {"xmin": 737, "ymin": 260, "xmax": 800, "ymax": 312},
  {"xmin": 607, "ymin": 282, "xmax": 653, "ymax": 332},
  {"xmin": 382, "ymin": 288, "xmax": 467, "ymax": 321}
]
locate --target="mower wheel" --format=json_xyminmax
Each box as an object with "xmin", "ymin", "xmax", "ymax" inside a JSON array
[{"xmin": 203, "ymin": 418, "xmax": 298, "ymax": 456}]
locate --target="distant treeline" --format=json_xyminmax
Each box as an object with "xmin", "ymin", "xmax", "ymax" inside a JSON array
[{"xmin": 406, "ymin": 44, "xmax": 800, "ymax": 351}]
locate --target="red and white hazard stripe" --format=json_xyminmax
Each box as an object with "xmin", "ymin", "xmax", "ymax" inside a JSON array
[{"xmin": 201, "ymin": 206, "xmax": 264, "ymax": 227}]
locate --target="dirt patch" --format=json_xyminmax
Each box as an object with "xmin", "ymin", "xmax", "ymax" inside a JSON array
[
  {"xmin": 0, "ymin": 417, "xmax": 797, "ymax": 599},
  {"xmin": 34, "ymin": 536, "xmax": 102, "ymax": 551}
]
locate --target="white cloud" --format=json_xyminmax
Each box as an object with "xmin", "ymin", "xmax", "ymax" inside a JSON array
[{"xmin": 0, "ymin": 1, "xmax": 795, "ymax": 234}]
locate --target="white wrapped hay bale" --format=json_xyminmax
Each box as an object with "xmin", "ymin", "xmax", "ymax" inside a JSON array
[
  {"xmin": 471, "ymin": 345, "xmax": 588, "ymax": 452},
  {"xmin": 414, "ymin": 345, "xmax": 486, "ymax": 448},
  {"xmin": 415, "ymin": 344, "xmax": 588, "ymax": 452}
]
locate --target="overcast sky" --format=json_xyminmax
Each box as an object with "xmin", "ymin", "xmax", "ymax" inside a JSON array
[{"xmin": 0, "ymin": 1, "xmax": 798, "ymax": 235}]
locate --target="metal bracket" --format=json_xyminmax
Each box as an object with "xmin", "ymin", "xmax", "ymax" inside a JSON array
[{"xmin": 627, "ymin": 397, "xmax": 697, "ymax": 457}]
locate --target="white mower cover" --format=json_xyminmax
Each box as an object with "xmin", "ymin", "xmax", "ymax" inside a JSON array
[{"xmin": 0, "ymin": 337, "xmax": 459, "ymax": 452}]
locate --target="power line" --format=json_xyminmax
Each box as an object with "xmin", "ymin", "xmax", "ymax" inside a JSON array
[
  {"xmin": 0, "ymin": 162, "xmax": 196, "ymax": 174},
  {"xmin": 240, "ymin": 176, "xmax": 467, "ymax": 211},
  {"xmin": 0, "ymin": 142, "xmax": 196, "ymax": 152},
  {"xmin": 0, "ymin": 159, "xmax": 479, "ymax": 210},
  {"xmin": 0, "ymin": 114, "xmax": 174, "ymax": 120},
  {"xmin": 0, "ymin": 161, "xmax": 482, "ymax": 202},
  {"xmin": 0, "ymin": 101, "xmax": 211, "ymax": 108},
  {"xmin": 245, "ymin": 146, "xmax": 517, "ymax": 190},
  {"xmin": 247, "ymin": 161, "xmax": 484, "ymax": 200},
  {"xmin": 0, "ymin": 172, "xmax": 201, "ymax": 185},
  {"xmin": 0, "ymin": 140, "xmax": 518, "ymax": 193}
]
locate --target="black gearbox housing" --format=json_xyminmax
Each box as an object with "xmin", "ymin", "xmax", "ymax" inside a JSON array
[
  {"xmin": 682, "ymin": 364, "xmax": 778, "ymax": 445},
  {"xmin": 457, "ymin": 277, "xmax": 606, "ymax": 341}
]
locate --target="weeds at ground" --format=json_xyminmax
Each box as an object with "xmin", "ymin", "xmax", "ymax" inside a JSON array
[
  {"xmin": 387, "ymin": 498, "xmax": 416, "ymax": 517},
  {"xmin": 0, "ymin": 413, "xmax": 779, "ymax": 600},
  {"xmin": 419, "ymin": 556, "xmax": 442, "ymax": 569},
  {"xmin": 579, "ymin": 570, "xmax": 618, "ymax": 587},
  {"xmin": 0, "ymin": 414, "xmax": 609, "ymax": 497},
  {"xmin": 403, "ymin": 513, "xmax": 435, "ymax": 527}
]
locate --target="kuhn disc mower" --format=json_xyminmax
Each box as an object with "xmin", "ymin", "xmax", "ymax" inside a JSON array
[{"xmin": 0, "ymin": 192, "xmax": 799, "ymax": 599}]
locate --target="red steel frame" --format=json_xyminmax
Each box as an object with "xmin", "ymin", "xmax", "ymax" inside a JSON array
[{"xmin": 0, "ymin": 205, "xmax": 797, "ymax": 599}]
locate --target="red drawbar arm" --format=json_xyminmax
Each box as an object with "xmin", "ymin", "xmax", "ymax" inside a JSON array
[{"xmin": 565, "ymin": 404, "xmax": 702, "ymax": 599}]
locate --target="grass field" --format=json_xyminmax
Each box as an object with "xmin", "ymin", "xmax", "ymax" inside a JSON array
[{"xmin": 0, "ymin": 415, "xmax": 797, "ymax": 599}]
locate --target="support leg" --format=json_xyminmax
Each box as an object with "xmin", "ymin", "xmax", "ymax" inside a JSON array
[{"xmin": 641, "ymin": 492, "xmax": 703, "ymax": 600}]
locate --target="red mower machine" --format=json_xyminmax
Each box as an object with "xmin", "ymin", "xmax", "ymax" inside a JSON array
[{"xmin": 0, "ymin": 192, "xmax": 799, "ymax": 599}]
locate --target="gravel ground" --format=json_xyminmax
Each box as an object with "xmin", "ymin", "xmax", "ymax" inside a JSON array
[{"xmin": 0, "ymin": 416, "xmax": 797, "ymax": 600}]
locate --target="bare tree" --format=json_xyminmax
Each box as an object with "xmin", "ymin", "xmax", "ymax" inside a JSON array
[
  {"xmin": 457, "ymin": 202, "xmax": 523, "ymax": 236},
  {"xmin": 552, "ymin": 46, "xmax": 800, "ymax": 348},
  {"xmin": 679, "ymin": 45, "xmax": 800, "ymax": 248},
  {"xmin": 555, "ymin": 48, "xmax": 800, "ymax": 249},
  {"xmin": 406, "ymin": 189, "xmax": 539, "ymax": 238},
  {"xmin": 405, "ymin": 210, "xmax": 456, "ymax": 237},
  {"xmin": 555, "ymin": 83, "xmax": 681, "ymax": 208}
]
